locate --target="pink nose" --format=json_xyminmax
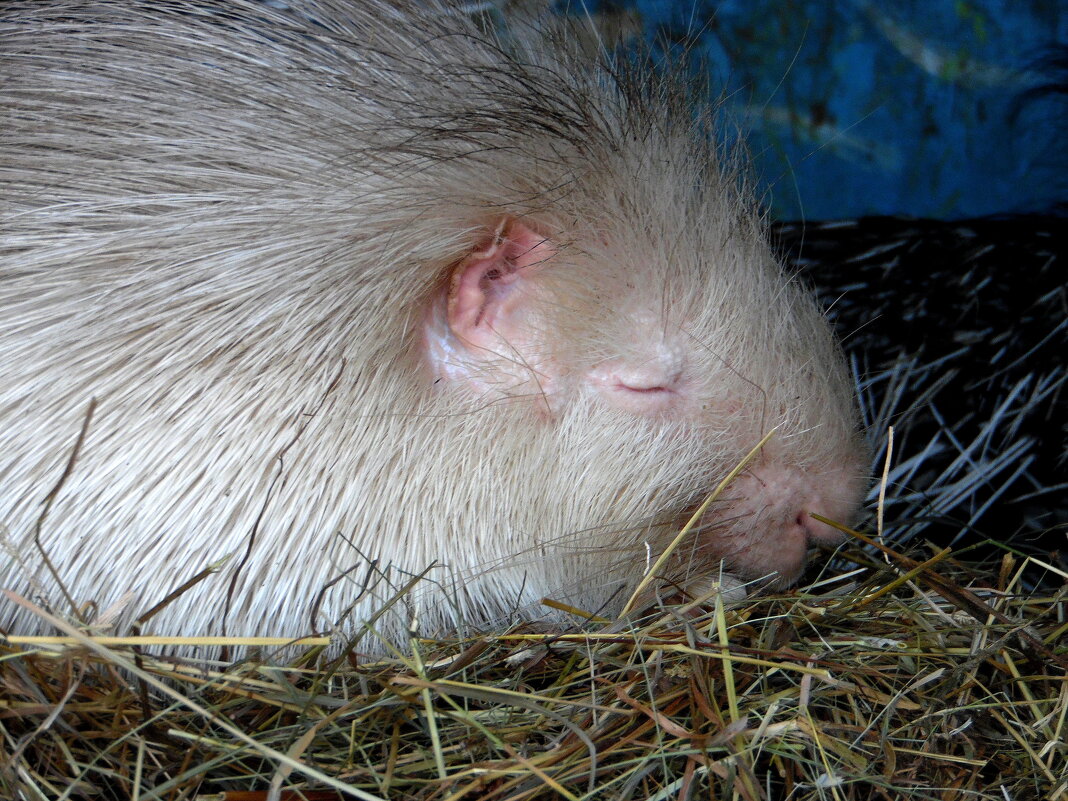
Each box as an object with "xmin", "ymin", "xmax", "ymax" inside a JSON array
[
  {"xmin": 703, "ymin": 459, "xmax": 864, "ymax": 584},
  {"xmin": 747, "ymin": 462, "xmax": 856, "ymax": 537}
]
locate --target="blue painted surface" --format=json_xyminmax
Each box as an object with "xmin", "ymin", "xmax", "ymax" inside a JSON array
[{"xmin": 563, "ymin": 1, "xmax": 1067, "ymax": 219}]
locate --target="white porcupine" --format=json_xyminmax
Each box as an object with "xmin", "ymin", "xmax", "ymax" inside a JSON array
[{"xmin": 0, "ymin": 0, "xmax": 867, "ymax": 648}]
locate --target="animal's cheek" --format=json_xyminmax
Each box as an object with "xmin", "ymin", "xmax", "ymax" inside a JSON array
[{"xmin": 422, "ymin": 297, "xmax": 561, "ymax": 411}]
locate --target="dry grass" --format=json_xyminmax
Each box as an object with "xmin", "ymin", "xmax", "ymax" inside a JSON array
[{"xmin": 2, "ymin": 533, "xmax": 1065, "ymax": 801}]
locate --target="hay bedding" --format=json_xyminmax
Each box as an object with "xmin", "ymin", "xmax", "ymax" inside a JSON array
[
  {"xmin": 2, "ymin": 486, "xmax": 1065, "ymax": 799},
  {"xmin": 1, "ymin": 540, "xmax": 1065, "ymax": 800}
]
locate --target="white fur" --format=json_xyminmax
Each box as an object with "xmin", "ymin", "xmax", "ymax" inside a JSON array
[{"xmin": 0, "ymin": 0, "xmax": 867, "ymax": 648}]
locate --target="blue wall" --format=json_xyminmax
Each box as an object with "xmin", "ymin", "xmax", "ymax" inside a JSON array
[{"xmin": 565, "ymin": 1, "xmax": 1067, "ymax": 219}]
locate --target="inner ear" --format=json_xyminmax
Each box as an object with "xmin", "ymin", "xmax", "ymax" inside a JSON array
[{"xmin": 447, "ymin": 218, "xmax": 555, "ymax": 351}]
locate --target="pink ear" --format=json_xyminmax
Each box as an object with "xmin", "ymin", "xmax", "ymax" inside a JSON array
[{"xmin": 447, "ymin": 220, "xmax": 555, "ymax": 351}]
